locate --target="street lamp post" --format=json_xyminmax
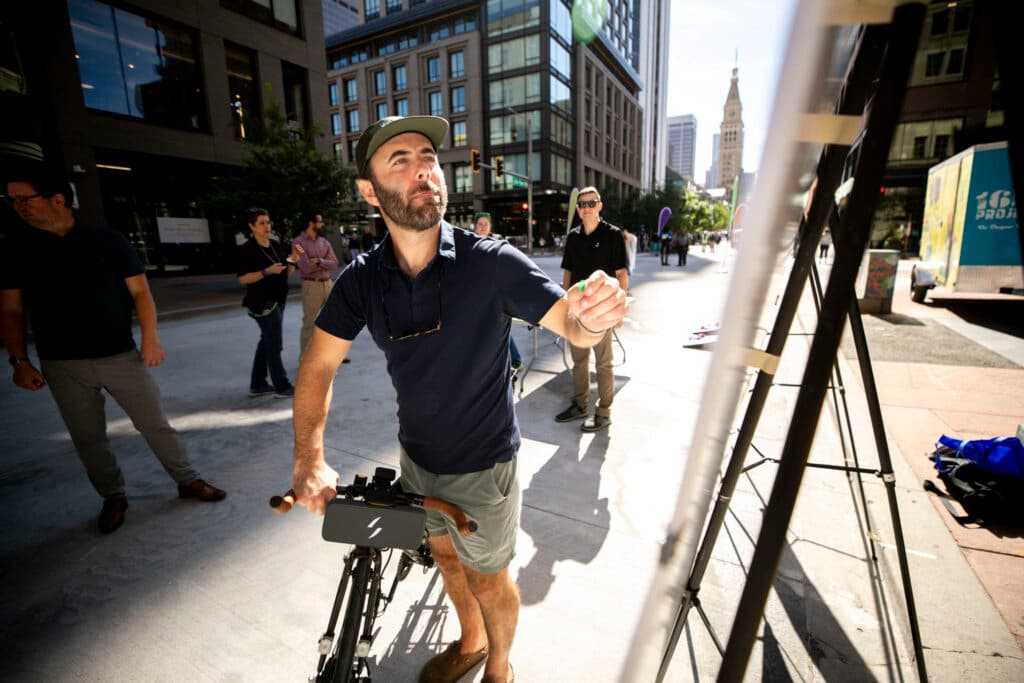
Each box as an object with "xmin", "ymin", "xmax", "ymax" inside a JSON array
[{"xmin": 507, "ymin": 107, "xmax": 534, "ymax": 256}]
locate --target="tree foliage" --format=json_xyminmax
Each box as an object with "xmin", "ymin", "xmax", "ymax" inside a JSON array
[
  {"xmin": 204, "ymin": 95, "xmax": 359, "ymax": 238},
  {"xmin": 598, "ymin": 174, "xmax": 730, "ymax": 238}
]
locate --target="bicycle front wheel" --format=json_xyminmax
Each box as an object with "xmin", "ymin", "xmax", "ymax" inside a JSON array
[{"xmin": 333, "ymin": 554, "xmax": 372, "ymax": 683}]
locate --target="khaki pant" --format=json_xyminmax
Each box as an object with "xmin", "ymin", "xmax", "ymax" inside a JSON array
[
  {"xmin": 299, "ymin": 279, "xmax": 334, "ymax": 356},
  {"xmin": 569, "ymin": 330, "xmax": 615, "ymax": 418},
  {"xmin": 41, "ymin": 350, "xmax": 199, "ymax": 498}
]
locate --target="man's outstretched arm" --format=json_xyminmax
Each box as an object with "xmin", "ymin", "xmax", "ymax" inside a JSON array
[
  {"xmin": 539, "ymin": 270, "xmax": 627, "ymax": 348},
  {"xmin": 292, "ymin": 328, "xmax": 352, "ymax": 515}
]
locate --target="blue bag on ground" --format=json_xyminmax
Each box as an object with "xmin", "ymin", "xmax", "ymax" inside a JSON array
[{"xmin": 936, "ymin": 434, "xmax": 1024, "ymax": 479}]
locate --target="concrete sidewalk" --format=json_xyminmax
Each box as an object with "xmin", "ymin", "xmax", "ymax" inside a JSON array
[{"xmin": 0, "ymin": 250, "xmax": 1021, "ymax": 681}]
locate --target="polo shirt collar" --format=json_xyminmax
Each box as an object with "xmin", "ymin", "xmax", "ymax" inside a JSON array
[{"xmin": 379, "ymin": 220, "xmax": 457, "ymax": 272}]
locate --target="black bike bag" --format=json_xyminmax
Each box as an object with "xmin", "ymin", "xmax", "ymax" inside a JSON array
[{"xmin": 322, "ymin": 499, "xmax": 426, "ymax": 549}]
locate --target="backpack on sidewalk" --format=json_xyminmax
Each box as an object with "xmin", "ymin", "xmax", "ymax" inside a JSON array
[{"xmin": 926, "ymin": 444, "xmax": 1024, "ymax": 526}]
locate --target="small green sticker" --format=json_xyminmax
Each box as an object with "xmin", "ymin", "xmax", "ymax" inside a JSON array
[{"xmin": 577, "ymin": 281, "xmax": 586, "ymax": 292}]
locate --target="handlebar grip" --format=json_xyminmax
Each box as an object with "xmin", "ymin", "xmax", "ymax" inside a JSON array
[
  {"xmin": 270, "ymin": 490, "xmax": 296, "ymax": 514},
  {"xmin": 423, "ymin": 497, "xmax": 477, "ymax": 537}
]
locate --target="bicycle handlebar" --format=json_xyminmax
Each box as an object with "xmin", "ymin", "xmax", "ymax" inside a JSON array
[{"xmin": 270, "ymin": 486, "xmax": 478, "ymax": 537}]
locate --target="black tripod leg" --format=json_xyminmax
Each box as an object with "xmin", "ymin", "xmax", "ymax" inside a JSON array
[{"xmin": 845, "ymin": 294, "xmax": 928, "ymax": 680}]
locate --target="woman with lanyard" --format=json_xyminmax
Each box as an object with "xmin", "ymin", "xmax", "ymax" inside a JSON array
[{"xmin": 237, "ymin": 207, "xmax": 303, "ymax": 398}]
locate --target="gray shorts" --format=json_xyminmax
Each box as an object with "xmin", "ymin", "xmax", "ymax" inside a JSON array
[{"xmin": 399, "ymin": 449, "xmax": 520, "ymax": 574}]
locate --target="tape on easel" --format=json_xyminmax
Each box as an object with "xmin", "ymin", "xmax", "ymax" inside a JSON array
[
  {"xmin": 745, "ymin": 348, "xmax": 781, "ymax": 375},
  {"xmin": 824, "ymin": 0, "xmax": 900, "ymax": 25},
  {"xmin": 796, "ymin": 114, "xmax": 863, "ymax": 145}
]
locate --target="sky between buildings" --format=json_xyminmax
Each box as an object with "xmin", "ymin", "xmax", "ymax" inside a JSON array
[{"xmin": 667, "ymin": 0, "xmax": 798, "ymax": 181}]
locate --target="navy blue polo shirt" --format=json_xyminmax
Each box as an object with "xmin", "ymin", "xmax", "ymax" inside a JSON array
[{"xmin": 316, "ymin": 221, "xmax": 564, "ymax": 474}]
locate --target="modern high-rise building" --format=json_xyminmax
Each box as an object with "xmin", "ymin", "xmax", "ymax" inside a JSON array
[
  {"xmin": 667, "ymin": 114, "xmax": 696, "ymax": 182},
  {"xmin": 716, "ymin": 66, "xmax": 744, "ymax": 191},
  {"xmin": 2, "ymin": 0, "xmax": 330, "ymax": 272},
  {"xmin": 705, "ymin": 133, "xmax": 719, "ymax": 190},
  {"xmin": 637, "ymin": 0, "xmax": 671, "ymax": 191},
  {"xmin": 324, "ymin": 0, "xmax": 669, "ymax": 242}
]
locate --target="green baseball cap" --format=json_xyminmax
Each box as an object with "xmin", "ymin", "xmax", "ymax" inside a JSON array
[{"xmin": 354, "ymin": 115, "xmax": 449, "ymax": 178}]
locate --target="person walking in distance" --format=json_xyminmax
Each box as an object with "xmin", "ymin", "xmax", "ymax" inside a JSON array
[
  {"xmin": 237, "ymin": 207, "xmax": 301, "ymax": 398},
  {"xmin": 555, "ymin": 186, "xmax": 629, "ymax": 432},
  {"xmin": 290, "ymin": 117, "xmax": 627, "ymax": 683},
  {"xmin": 677, "ymin": 230, "xmax": 690, "ymax": 267},
  {"xmin": 474, "ymin": 211, "xmax": 523, "ymax": 373},
  {"xmin": 0, "ymin": 172, "xmax": 225, "ymax": 534},
  {"xmin": 293, "ymin": 210, "xmax": 339, "ymax": 359},
  {"xmin": 819, "ymin": 226, "xmax": 833, "ymax": 262}
]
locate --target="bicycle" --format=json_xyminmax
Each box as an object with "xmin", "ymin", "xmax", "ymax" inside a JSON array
[{"xmin": 270, "ymin": 467, "xmax": 477, "ymax": 683}]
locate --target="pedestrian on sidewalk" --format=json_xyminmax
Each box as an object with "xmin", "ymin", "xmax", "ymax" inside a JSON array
[
  {"xmin": 0, "ymin": 172, "xmax": 225, "ymax": 535},
  {"xmin": 556, "ymin": 186, "xmax": 629, "ymax": 433},
  {"xmin": 237, "ymin": 207, "xmax": 301, "ymax": 398},
  {"xmin": 819, "ymin": 226, "xmax": 832, "ymax": 262},
  {"xmin": 290, "ymin": 116, "xmax": 627, "ymax": 683},
  {"xmin": 660, "ymin": 229, "xmax": 672, "ymax": 265},
  {"xmin": 677, "ymin": 231, "xmax": 690, "ymax": 267},
  {"xmin": 293, "ymin": 210, "xmax": 339, "ymax": 359},
  {"xmin": 474, "ymin": 211, "xmax": 523, "ymax": 373}
]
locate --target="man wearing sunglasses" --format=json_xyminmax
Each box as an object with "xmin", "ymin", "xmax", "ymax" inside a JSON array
[
  {"xmin": 556, "ymin": 187, "xmax": 629, "ymax": 433},
  {"xmin": 290, "ymin": 116, "xmax": 627, "ymax": 683}
]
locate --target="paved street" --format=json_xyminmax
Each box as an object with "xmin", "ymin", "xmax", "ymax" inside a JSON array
[{"xmin": 1, "ymin": 246, "xmax": 1022, "ymax": 681}]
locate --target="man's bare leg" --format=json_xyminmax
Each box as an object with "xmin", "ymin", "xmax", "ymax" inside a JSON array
[
  {"xmin": 428, "ymin": 534, "xmax": 488, "ymax": 654},
  {"xmin": 464, "ymin": 564, "xmax": 519, "ymax": 680}
]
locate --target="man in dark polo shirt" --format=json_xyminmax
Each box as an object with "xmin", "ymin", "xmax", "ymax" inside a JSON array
[
  {"xmin": 290, "ymin": 117, "xmax": 627, "ymax": 683},
  {"xmin": 0, "ymin": 173, "xmax": 225, "ymax": 535},
  {"xmin": 556, "ymin": 186, "xmax": 629, "ymax": 433}
]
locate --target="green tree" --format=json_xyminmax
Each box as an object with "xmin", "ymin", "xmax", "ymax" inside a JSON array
[{"xmin": 205, "ymin": 95, "xmax": 359, "ymax": 239}]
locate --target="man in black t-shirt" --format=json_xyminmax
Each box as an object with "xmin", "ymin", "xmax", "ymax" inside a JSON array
[
  {"xmin": 556, "ymin": 186, "xmax": 629, "ymax": 432},
  {"xmin": 0, "ymin": 173, "xmax": 225, "ymax": 535}
]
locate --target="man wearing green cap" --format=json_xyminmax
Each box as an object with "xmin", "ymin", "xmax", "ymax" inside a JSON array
[{"xmin": 289, "ymin": 116, "xmax": 627, "ymax": 683}]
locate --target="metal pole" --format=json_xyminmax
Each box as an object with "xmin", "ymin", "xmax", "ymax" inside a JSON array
[{"xmin": 527, "ymin": 115, "xmax": 534, "ymax": 256}]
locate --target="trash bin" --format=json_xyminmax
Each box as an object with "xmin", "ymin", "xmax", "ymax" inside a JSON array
[{"xmin": 855, "ymin": 249, "xmax": 900, "ymax": 314}]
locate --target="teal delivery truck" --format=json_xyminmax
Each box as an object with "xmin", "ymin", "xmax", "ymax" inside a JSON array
[{"xmin": 911, "ymin": 142, "xmax": 1023, "ymax": 302}]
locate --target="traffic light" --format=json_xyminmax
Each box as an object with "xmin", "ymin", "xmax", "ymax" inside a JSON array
[
  {"xmin": 470, "ymin": 149, "xmax": 481, "ymax": 173},
  {"xmin": 494, "ymin": 156, "xmax": 504, "ymax": 179}
]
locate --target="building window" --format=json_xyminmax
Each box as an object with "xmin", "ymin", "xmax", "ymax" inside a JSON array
[
  {"xmin": 333, "ymin": 142, "xmax": 342, "ymax": 160},
  {"xmin": 946, "ymin": 48, "xmax": 964, "ymax": 76},
  {"xmin": 552, "ymin": 0, "xmax": 572, "ymax": 43},
  {"xmin": 449, "ymin": 51, "xmax": 464, "ymax": 78},
  {"xmin": 374, "ymin": 70, "xmax": 386, "ymax": 95},
  {"xmin": 912, "ymin": 136, "xmax": 928, "ymax": 159},
  {"xmin": 488, "ymin": 74, "xmax": 541, "ymax": 108},
  {"xmin": 488, "ymin": 36, "xmax": 540, "ymax": 74},
  {"xmin": 347, "ymin": 109, "xmax": 360, "ymax": 132},
  {"xmin": 331, "ymin": 112, "xmax": 342, "ymax": 135},
  {"xmin": 551, "ymin": 153, "xmax": 572, "ymax": 186},
  {"xmin": 452, "ymin": 120, "xmax": 467, "ymax": 147},
  {"xmin": 393, "ymin": 65, "xmax": 407, "ymax": 91},
  {"xmin": 395, "ymin": 98, "xmax": 408, "ymax": 116},
  {"xmin": 328, "ymin": 82, "xmax": 339, "ymax": 106},
  {"xmin": 889, "ymin": 118, "xmax": 963, "ymax": 162},
  {"xmin": 450, "ymin": 86, "xmax": 466, "ymax": 113},
  {"xmin": 550, "ymin": 38, "xmax": 571, "ymax": 79},
  {"xmin": 486, "ymin": 0, "xmax": 541, "ymax": 37},
  {"xmin": 455, "ymin": 164, "xmax": 473, "ymax": 193},
  {"xmin": 551, "ymin": 114, "xmax": 573, "ymax": 148},
  {"xmin": 925, "ymin": 52, "xmax": 944, "ymax": 77},
  {"xmin": 364, "ymin": 0, "xmax": 380, "ymax": 20},
  {"xmin": 934, "ymin": 134, "xmax": 950, "ymax": 159},
  {"xmin": 386, "ymin": 0, "xmax": 401, "ymax": 11},
  {"xmin": 282, "ymin": 61, "xmax": 309, "ymax": 127},
  {"xmin": 552, "ymin": 76, "xmax": 572, "ymax": 114},
  {"xmin": 344, "ymin": 78, "xmax": 358, "ymax": 102},
  {"xmin": 221, "ymin": 0, "xmax": 299, "ymax": 34},
  {"xmin": 427, "ymin": 56, "xmax": 441, "ymax": 83},
  {"xmin": 225, "ymin": 42, "xmax": 258, "ymax": 139},
  {"xmin": 429, "ymin": 91, "xmax": 443, "ymax": 116},
  {"xmin": 349, "ymin": 139, "xmax": 359, "ymax": 161},
  {"xmin": 68, "ymin": 0, "xmax": 207, "ymax": 131},
  {"xmin": 488, "ymin": 111, "xmax": 540, "ymax": 145},
  {"xmin": 375, "ymin": 102, "xmax": 388, "ymax": 121}
]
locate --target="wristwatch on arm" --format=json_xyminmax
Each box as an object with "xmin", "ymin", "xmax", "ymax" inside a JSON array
[{"xmin": 9, "ymin": 355, "xmax": 31, "ymax": 367}]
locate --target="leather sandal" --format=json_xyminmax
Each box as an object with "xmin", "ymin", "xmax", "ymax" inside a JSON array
[{"xmin": 419, "ymin": 640, "xmax": 488, "ymax": 683}]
